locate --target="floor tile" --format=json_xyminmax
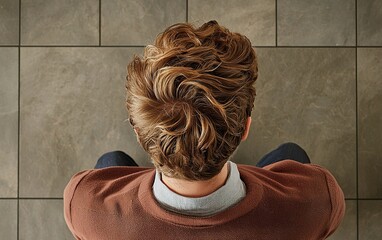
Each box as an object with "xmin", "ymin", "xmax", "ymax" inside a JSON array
[
  {"xmin": 189, "ymin": 0, "xmax": 275, "ymax": 46},
  {"xmin": 357, "ymin": 0, "xmax": 382, "ymax": 46},
  {"xmin": 0, "ymin": 0, "xmax": 19, "ymax": 45},
  {"xmin": 101, "ymin": 0, "xmax": 186, "ymax": 45},
  {"xmin": 20, "ymin": 47, "xmax": 150, "ymax": 198},
  {"xmin": 278, "ymin": 0, "xmax": 355, "ymax": 46},
  {"xmin": 235, "ymin": 48, "xmax": 356, "ymax": 198},
  {"xmin": 358, "ymin": 48, "xmax": 382, "ymax": 198},
  {"xmin": 21, "ymin": 0, "xmax": 98, "ymax": 45},
  {"xmin": 327, "ymin": 200, "xmax": 357, "ymax": 240},
  {"xmin": 19, "ymin": 199, "xmax": 73, "ymax": 240},
  {"xmin": 0, "ymin": 48, "xmax": 18, "ymax": 197},
  {"xmin": 0, "ymin": 200, "xmax": 17, "ymax": 240},
  {"xmin": 359, "ymin": 200, "xmax": 382, "ymax": 239}
]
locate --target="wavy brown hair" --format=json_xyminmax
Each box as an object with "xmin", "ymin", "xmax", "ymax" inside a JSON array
[{"xmin": 126, "ymin": 20, "xmax": 258, "ymax": 180}]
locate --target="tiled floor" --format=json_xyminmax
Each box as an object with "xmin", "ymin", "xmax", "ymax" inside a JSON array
[{"xmin": 0, "ymin": 0, "xmax": 381, "ymax": 239}]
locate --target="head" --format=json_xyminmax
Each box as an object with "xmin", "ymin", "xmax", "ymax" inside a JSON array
[{"xmin": 126, "ymin": 20, "xmax": 258, "ymax": 181}]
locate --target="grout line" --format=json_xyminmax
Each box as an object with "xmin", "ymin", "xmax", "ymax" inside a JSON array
[
  {"xmin": 19, "ymin": 45, "xmax": 102, "ymax": 47},
  {"xmin": 0, "ymin": 198, "xmax": 64, "ymax": 200},
  {"xmin": 355, "ymin": 0, "xmax": 359, "ymax": 239},
  {"xmin": 20, "ymin": 198, "xmax": 64, "ymax": 200},
  {"xmin": 99, "ymin": 0, "xmax": 101, "ymax": 46},
  {"xmin": 253, "ymin": 46, "xmax": 358, "ymax": 48},
  {"xmin": 275, "ymin": 0, "xmax": 277, "ymax": 46},
  {"xmin": 355, "ymin": 0, "xmax": 358, "ymax": 47},
  {"xmin": 17, "ymin": 45, "xmax": 146, "ymax": 48},
  {"xmin": 356, "ymin": 51, "xmax": 359, "ymax": 240},
  {"xmin": 96, "ymin": 45, "xmax": 145, "ymax": 48},
  {"xmin": 17, "ymin": 0, "xmax": 21, "ymax": 239},
  {"xmin": 186, "ymin": 0, "xmax": 188, "ymax": 23},
  {"xmin": 262, "ymin": 45, "xmax": 357, "ymax": 48}
]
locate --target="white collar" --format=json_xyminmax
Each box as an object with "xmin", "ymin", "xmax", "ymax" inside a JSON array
[{"xmin": 152, "ymin": 161, "xmax": 246, "ymax": 216}]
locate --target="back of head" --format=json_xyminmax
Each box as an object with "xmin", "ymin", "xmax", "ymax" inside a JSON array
[{"xmin": 126, "ymin": 20, "xmax": 258, "ymax": 181}]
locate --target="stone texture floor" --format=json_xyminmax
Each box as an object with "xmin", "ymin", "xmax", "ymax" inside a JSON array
[{"xmin": 0, "ymin": 0, "xmax": 381, "ymax": 239}]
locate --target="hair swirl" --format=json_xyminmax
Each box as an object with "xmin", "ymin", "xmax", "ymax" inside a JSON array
[{"xmin": 126, "ymin": 20, "xmax": 258, "ymax": 180}]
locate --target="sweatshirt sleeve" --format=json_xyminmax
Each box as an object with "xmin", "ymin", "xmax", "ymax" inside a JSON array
[
  {"xmin": 312, "ymin": 165, "xmax": 346, "ymax": 238},
  {"xmin": 63, "ymin": 170, "xmax": 92, "ymax": 240}
]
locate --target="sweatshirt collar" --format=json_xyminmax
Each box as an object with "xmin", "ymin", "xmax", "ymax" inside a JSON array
[
  {"xmin": 152, "ymin": 161, "xmax": 246, "ymax": 216},
  {"xmin": 138, "ymin": 165, "xmax": 264, "ymax": 227}
]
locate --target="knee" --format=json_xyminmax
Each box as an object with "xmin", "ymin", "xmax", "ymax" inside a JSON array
[
  {"xmin": 100, "ymin": 151, "xmax": 127, "ymax": 159},
  {"xmin": 97, "ymin": 151, "xmax": 127, "ymax": 164},
  {"xmin": 279, "ymin": 142, "xmax": 310, "ymax": 163},
  {"xmin": 279, "ymin": 142, "xmax": 304, "ymax": 152}
]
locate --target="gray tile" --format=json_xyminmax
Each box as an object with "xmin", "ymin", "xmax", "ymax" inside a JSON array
[
  {"xmin": 21, "ymin": 0, "xmax": 98, "ymax": 45},
  {"xmin": 0, "ymin": 48, "xmax": 18, "ymax": 197},
  {"xmin": 359, "ymin": 200, "xmax": 382, "ymax": 239},
  {"xmin": 327, "ymin": 200, "xmax": 357, "ymax": 240},
  {"xmin": 358, "ymin": 48, "xmax": 382, "ymax": 198},
  {"xmin": 0, "ymin": 200, "xmax": 17, "ymax": 240},
  {"xmin": 0, "ymin": 0, "xmax": 19, "ymax": 45},
  {"xmin": 102, "ymin": 0, "xmax": 186, "ymax": 45},
  {"xmin": 235, "ymin": 48, "xmax": 356, "ymax": 198},
  {"xmin": 189, "ymin": 0, "xmax": 275, "ymax": 46},
  {"xmin": 20, "ymin": 47, "xmax": 150, "ymax": 198},
  {"xmin": 19, "ymin": 200, "xmax": 73, "ymax": 240},
  {"xmin": 278, "ymin": 0, "xmax": 355, "ymax": 46},
  {"xmin": 358, "ymin": 0, "xmax": 382, "ymax": 46}
]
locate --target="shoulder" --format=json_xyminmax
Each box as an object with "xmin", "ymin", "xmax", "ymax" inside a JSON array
[
  {"xmin": 238, "ymin": 160, "xmax": 342, "ymax": 197},
  {"xmin": 63, "ymin": 168, "xmax": 154, "ymax": 221},
  {"xmin": 238, "ymin": 160, "xmax": 327, "ymax": 181},
  {"xmin": 238, "ymin": 161, "xmax": 345, "ymax": 237},
  {"xmin": 64, "ymin": 167, "xmax": 154, "ymax": 204}
]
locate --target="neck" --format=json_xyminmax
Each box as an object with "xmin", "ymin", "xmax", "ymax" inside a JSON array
[{"xmin": 161, "ymin": 162, "xmax": 229, "ymax": 198}]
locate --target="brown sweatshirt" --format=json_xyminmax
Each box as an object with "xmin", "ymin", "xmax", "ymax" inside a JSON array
[{"xmin": 64, "ymin": 160, "xmax": 345, "ymax": 240}]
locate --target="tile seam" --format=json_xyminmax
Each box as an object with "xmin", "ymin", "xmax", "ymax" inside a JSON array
[
  {"xmin": 275, "ymin": 0, "xmax": 277, "ymax": 46},
  {"xmin": 186, "ymin": 0, "xmax": 188, "ymax": 23},
  {"xmin": 99, "ymin": 0, "xmax": 101, "ymax": 46},
  {"xmin": 17, "ymin": 0, "xmax": 21, "ymax": 239},
  {"xmin": 355, "ymin": 0, "xmax": 359, "ymax": 239},
  {"xmin": 17, "ymin": 45, "xmax": 145, "ymax": 48}
]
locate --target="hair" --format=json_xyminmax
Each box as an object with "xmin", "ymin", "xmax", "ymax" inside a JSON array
[{"xmin": 126, "ymin": 20, "xmax": 258, "ymax": 181}]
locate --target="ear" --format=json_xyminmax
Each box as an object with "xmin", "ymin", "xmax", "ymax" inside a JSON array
[
  {"xmin": 241, "ymin": 117, "xmax": 252, "ymax": 141},
  {"xmin": 133, "ymin": 127, "xmax": 141, "ymax": 143}
]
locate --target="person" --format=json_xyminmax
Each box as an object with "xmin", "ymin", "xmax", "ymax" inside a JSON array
[{"xmin": 64, "ymin": 20, "xmax": 345, "ymax": 239}]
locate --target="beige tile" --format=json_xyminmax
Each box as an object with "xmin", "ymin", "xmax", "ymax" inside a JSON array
[
  {"xmin": 20, "ymin": 47, "xmax": 150, "ymax": 197},
  {"xmin": 327, "ymin": 200, "xmax": 357, "ymax": 240},
  {"xmin": 101, "ymin": 0, "xmax": 186, "ymax": 45},
  {"xmin": 189, "ymin": 0, "xmax": 275, "ymax": 46},
  {"xmin": 19, "ymin": 200, "xmax": 73, "ymax": 240},
  {"xmin": 359, "ymin": 200, "xmax": 382, "ymax": 239},
  {"xmin": 357, "ymin": 0, "xmax": 382, "ymax": 46},
  {"xmin": 358, "ymin": 48, "xmax": 382, "ymax": 198},
  {"xmin": 0, "ymin": 0, "xmax": 19, "ymax": 45},
  {"xmin": 278, "ymin": 0, "xmax": 355, "ymax": 46},
  {"xmin": 0, "ymin": 200, "xmax": 17, "ymax": 240},
  {"xmin": 235, "ymin": 48, "xmax": 356, "ymax": 198},
  {"xmin": 21, "ymin": 0, "xmax": 98, "ymax": 45},
  {"xmin": 0, "ymin": 48, "xmax": 18, "ymax": 197}
]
